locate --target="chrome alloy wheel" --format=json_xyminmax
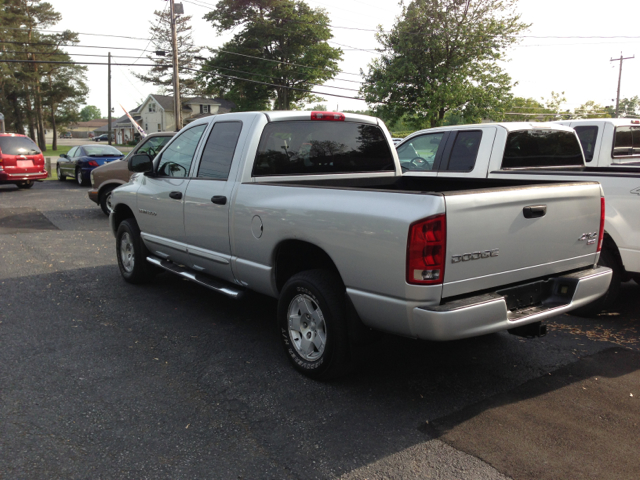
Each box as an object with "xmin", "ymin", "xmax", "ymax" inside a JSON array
[
  {"xmin": 105, "ymin": 191, "xmax": 114, "ymax": 214},
  {"xmin": 120, "ymin": 232, "xmax": 135, "ymax": 273},
  {"xmin": 287, "ymin": 294, "xmax": 327, "ymax": 361},
  {"xmin": 76, "ymin": 169, "xmax": 83, "ymax": 185}
]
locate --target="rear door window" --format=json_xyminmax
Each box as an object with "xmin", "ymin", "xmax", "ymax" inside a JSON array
[
  {"xmin": 197, "ymin": 122, "xmax": 242, "ymax": 180},
  {"xmin": 613, "ymin": 126, "xmax": 640, "ymax": 157},
  {"xmin": 502, "ymin": 130, "xmax": 584, "ymax": 169},
  {"xmin": 574, "ymin": 126, "xmax": 599, "ymax": 162},
  {"xmin": 443, "ymin": 130, "xmax": 482, "ymax": 171},
  {"xmin": 0, "ymin": 136, "xmax": 41, "ymax": 155},
  {"xmin": 253, "ymin": 121, "xmax": 394, "ymax": 176}
]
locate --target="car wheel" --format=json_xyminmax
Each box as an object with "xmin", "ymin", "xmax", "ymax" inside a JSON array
[
  {"xmin": 76, "ymin": 167, "xmax": 88, "ymax": 186},
  {"xmin": 16, "ymin": 181, "xmax": 34, "ymax": 189},
  {"xmin": 99, "ymin": 186, "xmax": 116, "ymax": 216},
  {"xmin": 57, "ymin": 165, "xmax": 66, "ymax": 181},
  {"xmin": 277, "ymin": 269, "xmax": 349, "ymax": 379},
  {"xmin": 572, "ymin": 246, "xmax": 622, "ymax": 317},
  {"xmin": 116, "ymin": 219, "xmax": 155, "ymax": 284}
]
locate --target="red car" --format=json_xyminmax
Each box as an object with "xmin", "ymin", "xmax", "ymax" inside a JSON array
[{"xmin": 0, "ymin": 133, "xmax": 47, "ymax": 189}]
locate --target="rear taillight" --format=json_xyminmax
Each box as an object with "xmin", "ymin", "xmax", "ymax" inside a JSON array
[
  {"xmin": 407, "ymin": 214, "xmax": 446, "ymax": 285},
  {"xmin": 87, "ymin": 160, "xmax": 99, "ymax": 167},
  {"xmin": 597, "ymin": 197, "xmax": 605, "ymax": 252},
  {"xmin": 311, "ymin": 111, "xmax": 345, "ymax": 121}
]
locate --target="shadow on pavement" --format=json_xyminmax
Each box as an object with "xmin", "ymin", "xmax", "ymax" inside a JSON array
[{"xmin": 425, "ymin": 347, "xmax": 640, "ymax": 480}]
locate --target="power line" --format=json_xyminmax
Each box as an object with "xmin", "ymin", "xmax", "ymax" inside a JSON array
[
  {"xmin": 0, "ymin": 40, "xmax": 151, "ymax": 52},
  {"xmin": 0, "ymin": 26, "xmax": 151, "ymax": 42}
]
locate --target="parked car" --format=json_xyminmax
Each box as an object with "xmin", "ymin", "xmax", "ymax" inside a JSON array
[
  {"xmin": 56, "ymin": 145, "xmax": 124, "ymax": 186},
  {"xmin": 59, "ymin": 132, "xmax": 72, "ymax": 139},
  {"xmin": 0, "ymin": 133, "xmax": 47, "ymax": 189},
  {"xmin": 392, "ymin": 137, "xmax": 404, "ymax": 145},
  {"xmin": 109, "ymin": 111, "xmax": 610, "ymax": 379},
  {"xmin": 88, "ymin": 132, "xmax": 175, "ymax": 215},
  {"xmin": 396, "ymin": 122, "xmax": 639, "ymax": 315},
  {"xmin": 93, "ymin": 134, "xmax": 114, "ymax": 142}
]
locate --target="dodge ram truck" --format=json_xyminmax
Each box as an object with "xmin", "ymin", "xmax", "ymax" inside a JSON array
[
  {"xmin": 110, "ymin": 112, "xmax": 611, "ymax": 378},
  {"xmin": 397, "ymin": 122, "xmax": 637, "ymax": 314}
]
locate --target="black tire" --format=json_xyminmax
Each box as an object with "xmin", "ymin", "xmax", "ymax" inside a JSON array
[
  {"xmin": 116, "ymin": 219, "xmax": 155, "ymax": 284},
  {"xmin": 99, "ymin": 185, "xmax": 116, "ymax": 216},
  {"xmin": 572, "ymin": 247, "xmax": 622, "ymax": 317},
  {"xmin": 57, "ymin": 165, "xmax": 66, "ymax": 181},
  {"xmin": 76, "ymin": 167, "xmax": 88, "ymax": 186},
  {"xmin": 16, "ymin": 181, "xmax": 34, "ymax": 189},
  {"xmin": 277, "ymin": 269, "xmax": 349, "ymax": 380}
]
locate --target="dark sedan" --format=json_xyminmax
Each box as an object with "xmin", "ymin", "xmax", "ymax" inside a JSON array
[{"xmin": 56, "ymin": 145, "xmax": 124, "ymax": 186}]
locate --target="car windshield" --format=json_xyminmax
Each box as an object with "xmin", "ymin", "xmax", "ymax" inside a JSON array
[
  {"xmin": 0, "ymin": 136, "xmax": 41, "ymax": 155},
  {"xmin": 83, "ymin": 145, "xmax": 122, "ymax": 157}
]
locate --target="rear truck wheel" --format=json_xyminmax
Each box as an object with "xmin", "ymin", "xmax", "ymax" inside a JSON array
[
  {"xmin": 16, "ymin": 181, "xmax": 34, "ymax": 189},
  {"xmin": 572, "ymin": 246, "xmax": 622, "ymax": 317},
  {"xmin": 116, "ymin": 219, "xmax": 155, "ymax": 284},
  {"xmin": 57, "ymin": 165, "xmax": 66, "ymax": 181},
  {"xmin": 76, "ymin": 167, "xmax": 88, "ymax": 186},
  {"xmin": 100, "ymin": 186, "xmax": 116, "ymax": 216},
  {"xmin": 277, "ymin": 269, "xmax": 349, "ymax": 380}
]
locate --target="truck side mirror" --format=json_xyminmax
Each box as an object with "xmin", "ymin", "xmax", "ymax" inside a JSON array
[{"xmin": 128, "ymin": 153, "xmax": 153, "ymax": 173}]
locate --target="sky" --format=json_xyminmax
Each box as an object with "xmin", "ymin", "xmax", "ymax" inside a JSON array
[{"xmin": 48, "ymin": 0, "xmax": 640, "ymax": 117}]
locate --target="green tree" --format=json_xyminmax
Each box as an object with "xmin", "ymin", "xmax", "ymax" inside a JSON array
[
  {"xmin": 361, "ymin": 0, "xmax": 528, "ymax": 129},
  {"xmin": 618, "ymin": 96, "xmax": 640, "ymax": 117},
  {"xmin": 133, "ymin": 9, "xmax": 202, "ymax": 97},
  {"xmin": 79, "ymin": 105, "xmax": 101, "ymax": 122},
  {"xmin": 572, "ymin": 100, "xmax": 610, "ymax": 119},
  {"xmin": 200, "ymin": 0, "xmax": 343, "ymax": 111},
  {"xmin": 503, "ymin": 96, "xmax": 547, "ymax": 122}
]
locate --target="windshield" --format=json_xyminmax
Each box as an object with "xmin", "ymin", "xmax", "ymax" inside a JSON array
[
  {"xmin": 0, "ymin": 136, "xmax": 41, "ymax": 155},
  {"xmin": 82, "ymin": 145, "xmax": 123, "ymax": 157},
  {"xmin": 502, "ymin": 130, "xmax": 584, "ymax": 169},
  {"xmin": 253, "ymin": 121, "xmax": 394, "ymax": 176}
]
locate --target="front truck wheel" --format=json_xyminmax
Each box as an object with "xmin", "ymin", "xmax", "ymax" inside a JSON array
[
  {"xmin": 116, "ymin": 219, "xmax": 156, "ymax": 284},
  {"xmin": 572, "ymin": 246, "xmax": 622, "ymax": 317},
  {"xmin": 278, "ymin": 269, "xmax": 349, "ymax": 380}
]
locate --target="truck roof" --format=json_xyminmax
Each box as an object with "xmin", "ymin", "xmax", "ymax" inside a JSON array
[{"xmin": 552, "ymin": 118, "xmax": 640, "ymax": 127}]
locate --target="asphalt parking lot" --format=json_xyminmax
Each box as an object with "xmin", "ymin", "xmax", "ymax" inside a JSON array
[{"xmin": 1, "ymin": 180, "xmax": 638, "ymax": 479}]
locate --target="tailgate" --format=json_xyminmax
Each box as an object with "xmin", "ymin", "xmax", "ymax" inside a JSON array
[{"xmin": 442, "ymin": 182, "xmax": 602, "ymax": 298}]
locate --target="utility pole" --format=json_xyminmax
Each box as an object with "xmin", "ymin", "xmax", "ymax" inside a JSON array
[
  {"xmin": 170, "ymin": 0, "xmax": 182, "ymax": 131},
  {"xmin": 610, "ymin": 53, "xmax": 634, "ymax": 118},
  {"xmin": 108, "ymin": 52, "xmax": 112, "ymax": 145}
]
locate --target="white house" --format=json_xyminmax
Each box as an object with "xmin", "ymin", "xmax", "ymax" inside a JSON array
[{"xmin": 138, "ymin": 94, "xmax": 236, "ymax": 133}]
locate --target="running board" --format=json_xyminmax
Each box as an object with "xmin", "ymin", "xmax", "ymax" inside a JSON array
[{"xmin": 146, "ymin": 256, "xmax": 245, "ymax": 299}]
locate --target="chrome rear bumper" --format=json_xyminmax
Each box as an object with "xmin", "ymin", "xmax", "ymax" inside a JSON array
[{"xmin": 411, "ymin": 266, "xmax": 612, "ymax": 341}]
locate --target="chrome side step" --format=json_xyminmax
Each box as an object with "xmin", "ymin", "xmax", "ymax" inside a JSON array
[{"xmin": 146, "ymin": 256, "xmax": 245, "ymax": 300}]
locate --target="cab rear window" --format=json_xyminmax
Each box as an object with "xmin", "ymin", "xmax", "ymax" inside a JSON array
[
  {"xmin": 253, "ymin": 121, "xmax": 394, "ymax": 176},
  {"xmin": 0, "ymin": 136, "xmax": 41, "ymax": 155},
  {"xmin": 502, "ymin": 130, "xmax": 584, "ymax": 169}
]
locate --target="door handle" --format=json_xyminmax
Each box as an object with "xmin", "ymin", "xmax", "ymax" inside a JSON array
[
  {"xmin": 211, "ymin": 195, "xmax": 227, "ymax": 205},
  {"xmin": 523, "ymin": 205, "xmax": 546, "ymax": 219},
  {"xmin": 169, "ymin": 191, "xmax": 183, "ymax": 200}
]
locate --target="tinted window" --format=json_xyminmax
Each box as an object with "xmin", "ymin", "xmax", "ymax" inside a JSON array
[
  {"xmin": 252, "ymin": 121, "xmax": 394, "ymax": 176},
  {"xmin": 574, "ymin": 126, "xmax": 598, "ymax": 162},
  {"xmin": 502, "ymin": 130, "xmax": 584, "ymax": 169},
  {"xmin": 0, "ymin": 136, "xmax": 41, "ymax": 155},
  {"xmin": 396, "ymin": 133, "xmax": 444, "ymax": 170},
  {"xmin": 156, "ymin": 124, "xmax": 207, "ymax": 177},
  {"xmin": 136, "ymin": 135, "xmax": 172, "ymax": 160},
  {"xmin": 613, "ymin": 126, "xmax": 640, "ymax": 157},
  {"xmin": 445, "ymin": 130, "xmax": 482, "ymax": 171},
  {"xmin": 197, "ymin": 122, "xmax": 242, "ymax": 180}
]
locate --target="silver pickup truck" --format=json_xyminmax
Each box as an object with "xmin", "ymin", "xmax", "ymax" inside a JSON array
[{"xmin": 110, "ymin": 111, "xmax": 611, "ymax": 378}]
